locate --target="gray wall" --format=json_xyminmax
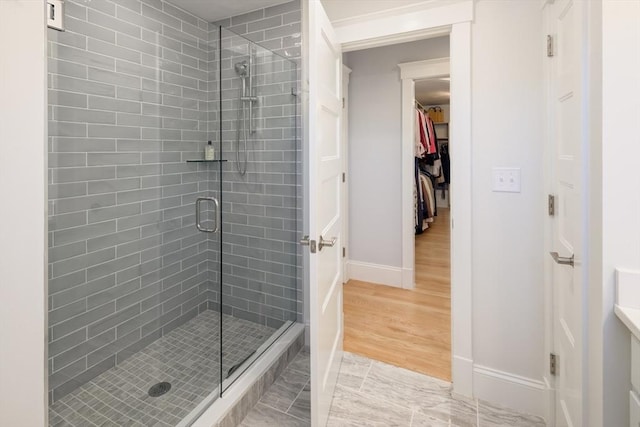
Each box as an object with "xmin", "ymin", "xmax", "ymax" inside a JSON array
[
  {"xmin": 343, "ymin": 37, "xmax": 450, "ymax": 268},
  {"xmin": 47, "ymin": 0, "xmax": 215, "ymax": 402}
]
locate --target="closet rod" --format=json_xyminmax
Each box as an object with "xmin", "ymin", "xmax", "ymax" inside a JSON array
[{"xmin": 415, "ymin": 99, "xmax": 426, "ymax": 111}]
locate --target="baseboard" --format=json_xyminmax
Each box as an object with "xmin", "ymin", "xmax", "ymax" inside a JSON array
[
  {"xmin": 452, "ymin": 355, "xmax": 473, "ymax": 398},
  {"xmin": 401, "ymin": 267, "xmax": 415, "ymax": 289},
  {"xmin": 347, "ymin": 260, "xmax": 403, "ymax": 288},
  {"xmin": 473, "ymin": 364, "xmax": 547, "ymax": 419}
]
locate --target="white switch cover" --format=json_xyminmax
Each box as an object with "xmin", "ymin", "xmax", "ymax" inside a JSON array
[{"xmin": 492, "ymin": 168, "xmax": 521, "ymax": 193}]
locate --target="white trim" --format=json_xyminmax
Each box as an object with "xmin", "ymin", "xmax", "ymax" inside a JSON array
[
  {"xmin": 398, "ymin": 57, "xmax": 451, "ymax": 291},
  {"xmin": 399, "ymin": 58, "xmax": 450, "ymax": 80},
  {"xmin": 0, "ymin": 2, "xmax": 48, "ymax": 425},
  {"xmin": 400, "ymin": 76, "xmax": 416, "ymax": 289},
  {"xmin": 449, "ymin": 21, "xmax": 474, "ymax": 398},
  {"xmin": 347, "ymin": 261, "xmax": 403, "ymax": 288},
  {"xmin": 341, "ymin": 27, "xmax": 451, "ymax": 53},
  {"xmin": 334, "ymin": 0, "xmax": 473, "ymax": 52},
  {"xmin": 473, "ymin": 364, "xmax": 548, "ymax": 419},
  {"xmin": 341, "ymin": 65, "xmax": 352, "ymax": 284}
]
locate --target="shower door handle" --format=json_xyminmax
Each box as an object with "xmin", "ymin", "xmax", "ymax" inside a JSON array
[{"xmin": 196, "ymin": 197, "xmax": 220, "ymax": 233}]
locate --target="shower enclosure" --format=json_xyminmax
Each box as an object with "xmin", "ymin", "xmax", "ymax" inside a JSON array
[{"xmin": 46, "ymin": 1, "xmax": 299, "ymax": 424}]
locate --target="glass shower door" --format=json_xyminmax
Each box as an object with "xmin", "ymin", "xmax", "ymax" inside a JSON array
[
  {"xmin": 218, "ymin": 28, "xmax": 299, "ymax": 390},
  {"xmin": 46, "ymin": 2, "xmax": 223, "ymax": 425}
]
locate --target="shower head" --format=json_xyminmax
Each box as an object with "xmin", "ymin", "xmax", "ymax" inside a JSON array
[{"xmin": 234, "ymin": 60, "xmax": 248, "ymax": 77}]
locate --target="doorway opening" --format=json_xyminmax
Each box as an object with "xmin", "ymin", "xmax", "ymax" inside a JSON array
[{"xmin": 341, "ymin": 37, "xmax": 453, "ymax": 382}]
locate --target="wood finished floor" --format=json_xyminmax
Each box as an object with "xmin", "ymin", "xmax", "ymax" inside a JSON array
[{"xmin": 344, "ymin": 208, "xmax": 451, "ymax": 381}]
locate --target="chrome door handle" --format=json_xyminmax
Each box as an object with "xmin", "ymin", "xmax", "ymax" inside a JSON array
[
  {"xmin": 299, "ymin": 235, "xmax": 316, "ymax": 253},
  {"xmin": 196, "ymin": 197, "xmax": 220, "ymax": 233},
  {"xmin": 318, "ymin": 235, "xmax": 337, "ymax": 251},
  {"xmin": 550, "ymin": 252, "xmax": 574, "ymax": 267}
]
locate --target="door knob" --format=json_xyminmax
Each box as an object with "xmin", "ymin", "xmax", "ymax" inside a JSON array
[
  {"xmin": 318, "ymin": 235, "xmax": 337, "ymax": 251},
  {"xmin": 550, "ymin": 252, "xmax": 574, "ymax": 267}
]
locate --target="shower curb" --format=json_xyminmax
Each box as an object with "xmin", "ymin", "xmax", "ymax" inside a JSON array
[{"xmin": 190, "ymin": 323, "xmax": 305, "ymax": 427}]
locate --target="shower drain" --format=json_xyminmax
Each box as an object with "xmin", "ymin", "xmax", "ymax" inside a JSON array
[{"xmin": 148, "ymin": 382, "xmax": 172, "ymax": 397}]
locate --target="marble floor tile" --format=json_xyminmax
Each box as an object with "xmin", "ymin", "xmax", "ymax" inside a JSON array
[
  {"xmin": 286, "ymin": 350, "xmax": 310, "ymax": 375},
  {"xmin": 477, "ymin": 400, "xmax": 545, "ymax": 427},
  {"xmin": 335, "ymin": 352, "xmax": 372, "ymax": 391},
  {"xmin": 260, "ymin": 368, "xmax": 310, "ymax": 412},
  {"xmin": 287, "ymin": 380, "xmax": 310, "ymax": 421},
  {"xmin": 327, "ymin": 383, "xmax": 413, "ymax": 427},
  {"xmin": 241, "ymin": 352, "xmax": 545, "ymax": 427},
  {"xmin": 410, "ymin": 410, "xmax": 458, "ymax": 427},
  {"xmin": 240, "ymin": 403, "xmax": 309, "ymax": 427}
]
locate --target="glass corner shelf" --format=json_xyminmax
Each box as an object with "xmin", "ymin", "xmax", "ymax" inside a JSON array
[{"xmin": 186, "ymin": 159, "xmax": 228, "ymax": 163}]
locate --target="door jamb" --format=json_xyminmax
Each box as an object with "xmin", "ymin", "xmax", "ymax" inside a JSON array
[
  {"xmin": 341, "ymin": 65, "xmax": 352, "ymax": 283},
  {"xmin": 398, "ymin": 58, "xmax": 451, "ymax": 290}
]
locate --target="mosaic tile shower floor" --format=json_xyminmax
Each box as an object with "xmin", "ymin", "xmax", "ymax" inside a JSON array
[{"xmin": 49, "ymin": 310, "xmax": 275, "ymax": 426}]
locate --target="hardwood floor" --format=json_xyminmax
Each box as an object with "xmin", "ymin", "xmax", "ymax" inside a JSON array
[{"xmin": 343, "ymin": 208, "xmax": 451, "ymax": 381}]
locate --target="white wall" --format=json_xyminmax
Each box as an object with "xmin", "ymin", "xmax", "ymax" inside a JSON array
[
  {"xmin": 601, "ymin": 1, "xmax": 640, "ymax": 425},
  {"xmin": 470, "ymin": 0, "xmax": 545, "ymax": 412},
  {"xmin": 344, "ymin": 37, "xmax": 449, "ymax": 269},
  {"xmin": 0, "ymin": 1, "xmax": 48, "ymax": 425}
]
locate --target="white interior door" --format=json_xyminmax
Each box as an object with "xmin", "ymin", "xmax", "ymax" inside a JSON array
[
  {"xmin": 307, "ymin": 1, "xmax": 343, "ymax": 426},
  {"xmin": 549, "ymin": 0, "xmax": 586, "ymax": 425}
]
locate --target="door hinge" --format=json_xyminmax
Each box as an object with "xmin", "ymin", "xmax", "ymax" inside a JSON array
[
  {"xmin": 550, "ymin": 353, "xmax": 558, "ymax": 376},
  {"xmin": 548, "ymin": 194, "xmax": 555, "ymax": 216},
  {"xmin": 342, "ymin": 247, "xmax": 346, "ymax": 258},
  {"xmin": 342, "ymin": 172, "xmax": 346, "ymax": 183},
  {"xmin": 547, "ymin": 35, "xmax": 554, "ymax": 57},
  {"xmin": 342, "ymin": 98, "xmax": 345, "ymax": 109}
]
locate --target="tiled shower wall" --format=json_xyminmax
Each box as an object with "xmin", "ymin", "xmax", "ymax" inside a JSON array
[
  {"xmin": 213, "ymin": 1, "xmax": 303, "ymax": 328},
  {"xmin": 46, "ymin": 0, "xmax": 302, "ymax": 403},
  {"xmin": 47, "ymin": 0, "xmax": 216, "ymax": 402}
]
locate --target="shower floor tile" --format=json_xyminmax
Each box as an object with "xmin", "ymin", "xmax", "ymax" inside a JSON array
[{"xmin": 49, "ymin": 310, "xmax": 276, "ymax": 427}]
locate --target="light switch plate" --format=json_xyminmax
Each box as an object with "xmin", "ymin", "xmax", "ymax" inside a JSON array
[
  {"xmin": 492, "ymin": 168, "xmax": 521, "ymax": 193},
  {"xmin": 47, "ymin": 0, "xmax": 65, "ymax": 31}
]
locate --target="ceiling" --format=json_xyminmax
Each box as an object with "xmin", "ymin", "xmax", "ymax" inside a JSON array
[
  {"xmin": 415, "ymin": 78, "xmax": 450, "ymax": 106},
  {"xmin": 167, "ymin": 0, "xmax": 432, "ymax": 23}
]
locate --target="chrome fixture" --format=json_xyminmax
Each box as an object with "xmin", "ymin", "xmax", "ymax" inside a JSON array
[
  {"xmin": 234, "ymin": 48, "xmax": 258, "ymax": 176},
  {"xmin": 195, "ymin": 197, "xmax": 220, "ymax": 233}
]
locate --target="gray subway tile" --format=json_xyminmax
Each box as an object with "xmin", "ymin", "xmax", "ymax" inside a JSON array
[
  {"xmin": 53, "ymin": 329, "xmax": 115, "ymax": 372},
  {"xmin": 51, "ymin": 247, "xmax": 115, "ymax": 279},
  {"xmin": 88, "ymin": 276, "xmax": 141, "ymax": 310},
  {"xmin": 88, "ymin": 203, "xmax": 141, "ymax": 224},
  {"xmin": 52, "ymin": 166, "xmax": 115, "ymax": 184},
  {"xmin": 52, "ymin": 137, "xmax": 115, "ymax": 152},
  {"xmin": 51, "ymin": 274, "xmax": 116, "ymax": 309},
  {"xmin": 55, "ymin": 193, "xmax": 116, "ymax": 215},
  {"xmin": 54, "ymin": 221, "xmax": 116, "ymax": 246},
  {"xmin": 87, "ymin": 228, "xmax": 141, "ymax": 253},
  {"xmin": 86, "ymin": 253, "xmax": 140, "ymax": 282},
  {"xmin": 88, "ymin": 9, "xmax": 142, "ymax": 38},
  {"xmin": 51, "ymin": 302, "xmax": 115, "ymax": 341},
  {"xmin": 55, "ymin": 106, "xmax": 116, "ymax": 124}
]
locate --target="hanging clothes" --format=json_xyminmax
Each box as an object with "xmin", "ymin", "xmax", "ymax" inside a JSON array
[{"xmin": 440, "ymin": 143, "xmax": 450, "ymax": 184}]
